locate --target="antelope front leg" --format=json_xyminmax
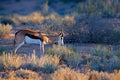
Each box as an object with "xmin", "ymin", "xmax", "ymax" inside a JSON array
[{"xmin": 40, "ymin": 42, "xmax": 45, "ymax": 55}]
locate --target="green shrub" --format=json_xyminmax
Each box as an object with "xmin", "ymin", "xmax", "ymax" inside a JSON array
[
  {"xmin": 15, "ymin": 69, "xmax": 41, "ymax": 79},
  {"xmin": 0, "ymin": 18, "xmax": 14, "ymax": 25},
  {"xmin": 41, "ymin": 64, "xmax": 57, "ymax": 73},
  {"xmin": 90, "ymin": 45, "xmax": 120, "ymax": 72},
  {"xmin": 19, "ymin": 63, "xmax": 41, "ymax": 72},
  {"xmin": 91, "ymin": 45, "xmax": 112, "ymax": 57},
  {"xmin": 0, "ymin": 46, "xmax": 6, "ymax": 54},
  {"xmin": 46, "ymin": 45, "xmax": 74, "ymax": 61}
]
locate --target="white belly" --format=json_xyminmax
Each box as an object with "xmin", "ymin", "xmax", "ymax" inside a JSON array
[{"xmin": 25, "ymin": 36, "xmax": 41, "ymax": 44}]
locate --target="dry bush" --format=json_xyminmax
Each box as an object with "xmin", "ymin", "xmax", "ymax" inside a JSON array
[
  {"xmin": 11, "ymin": 12, "xmax": 75, "ymax": 32},
  {"xmin": 0, "ymin": 53, "xmax": 24, "ymax": 70},
  {"xmin": 31, "ymin": 53, "xmax": 60, "ymax": 73},
  {"xmin": 111, "ymin": 70, "xmax": 120, "ymax": 80},
  {"xmin": 25, "ymin": 53, "xmax": 60, "ymax": 67},
  {"xmin": 12, "ymin": 12, "xmax": 44, "ymax": 25},
  {"xmin": 46, "ymin": 45, "xmax": 85, "ymax": 70},
  {"xmin": 0, "ymin": 52, "xmax": 60, "ymax": 74},
  {"xmin": 46, "ymin": 45, "xmax": 76, "ymax": 66},
  {"xmin": 1, "ymin": 69, "xmax": 41, "ymax": 80},
  {"xmin": 46, "ymin": 45, "xmax": 83, "ymax": 69},
  {"xmin": 15, "ymin": 69, "xmax": 41, "ymax": 79},
  {"xmin": 88, "ymin": 70, "xmax": 120, "ymax": 80},
  {"xmin": 0, "ymin": 23, "xmax": 12, "ymax": 38},
  {"xmin": 44, "ymin": 13, "xmax": 75, "ymax": 26},
  {"xmin": 51, "ymin": 68, "xmax": 89, "ymax": 80}
]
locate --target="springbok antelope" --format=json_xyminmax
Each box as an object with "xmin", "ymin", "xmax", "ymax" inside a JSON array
[{"xmin": 13, "ymin": 28, "xmax": 64, "ymax": 55}]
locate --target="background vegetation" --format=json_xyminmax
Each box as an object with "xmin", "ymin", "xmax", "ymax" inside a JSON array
[{"xmin": 0, "ymin": 0, "xmax": 120, "ymax": 44}]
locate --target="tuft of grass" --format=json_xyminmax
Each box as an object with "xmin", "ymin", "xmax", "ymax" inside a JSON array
[
  {"xmin": 0, "ymin": 53, "xmax": 24, "ymax": 70},
  {"xmin": 0, "ymin": 53, "xmax": 60, "ymax": 72},
  {"xmin": 0, "ymin": 23, "xmax": 12, "ymax": 38},
  {"xmin": 46, "ymin": 45, "xmax": 83, "ymax": 69},
  {"xmin": 25, "ymin": 53, "xmax": 60, "ymax": 67},
  {"xmin": 46, "ymin": 45, "xmax": 74, "ymax": 56},
  {"xmin": 46, "ymin": 45, "xmax": 75, "ymax": 64},
  {"xmin": 51, "ymin": 68, "xmax": 89, "ymax": 80}
]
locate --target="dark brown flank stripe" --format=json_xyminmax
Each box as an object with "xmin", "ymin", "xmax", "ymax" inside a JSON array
[{"xmin": 25, "ymin": 33, "xmax": 43, "ymax": 42}]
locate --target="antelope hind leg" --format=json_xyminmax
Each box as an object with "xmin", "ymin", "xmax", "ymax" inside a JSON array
[{"xmin": 14, "ymin": 41, "xmax": 25, "ymax": 54}]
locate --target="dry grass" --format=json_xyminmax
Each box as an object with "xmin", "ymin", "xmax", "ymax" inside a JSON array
[
  {"xmin": 51, "ymin": 68, "xmax": 89, "ymax": 80},
  {"xmin": 1, "ymin": 68, "xmax": 120, "ymax": 80},
  {"xmin": 12, "ymin": 12, "xmax": 45, "ymax": 25},
  {"xmin": 0, "ymin": 53, "xmax": 60, "ymax": 71},
  {"xmin": 0, "ymin": 46, "xmax": 120, "ymax": 80},
  {"xmin": 1, "ymin": 69, "xmax": 42, "ymax": 80},
  {"xmin": 0, "ymin": 23, "xmax": 12, "ymax": 38},
  {"xmin": 88, "ymin": 70, "xmax": 120, "ymax": 80},
  {"xmin": 0, "ymin": 53, "xmax": 25, "ymax": 70},
  {"xmin": 11, "ymin": 11, "xmax": 75, "ymax": 31},
  {"xmin": 0, "ymin": 43, "xmax": 120, "ymax": 80},
  {"xmin": 25, "ymin": 53, "xmax": 60, "ymax": 67}
]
